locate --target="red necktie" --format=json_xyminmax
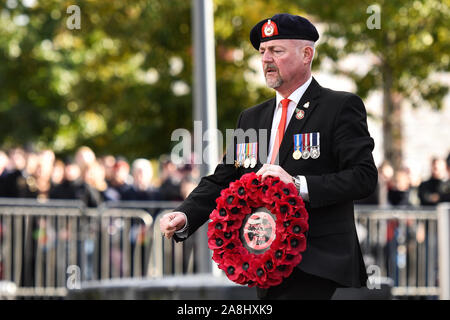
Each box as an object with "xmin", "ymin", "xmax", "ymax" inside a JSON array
[{"xmin": 270, "ymin": 98, "xmax": 290, "ymax": 164}]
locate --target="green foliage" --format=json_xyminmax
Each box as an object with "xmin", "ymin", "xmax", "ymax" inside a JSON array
[
  {"xmin": 1, "ymin": 0, "xmax": 448, "ymax": 161},
  {"xmin": 0, "ymin": 0, "xmax": 292, "ymax": 159},
  {"xmin": 299, "ymin": 0, "xmax": 450, "ymax": 108}
]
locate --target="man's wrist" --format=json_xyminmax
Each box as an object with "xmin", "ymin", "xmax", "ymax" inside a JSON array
[
  {"xmin": 174, "ymin": 212, "xmax": 188, "ymax": 234},
  {"xmin": 292, "ymin": 175, "xmax": 309, "ymax": 201},
  {"xmin": 292, "ymin": 175, "xmax": 302, "ymax": 194}
]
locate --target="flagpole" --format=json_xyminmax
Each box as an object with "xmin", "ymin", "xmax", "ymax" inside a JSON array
[{"xmin": 192, "ymin": 0, "xmax": 220, "ymax": 276}]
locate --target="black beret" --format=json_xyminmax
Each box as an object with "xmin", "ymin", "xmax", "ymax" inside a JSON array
[{"xmin": 250, "ymin": 13, "xmax": 319, "ymax": 50}]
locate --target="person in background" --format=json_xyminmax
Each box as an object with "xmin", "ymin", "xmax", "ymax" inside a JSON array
[
  {"xmin": 2, "ymin": 147, "xmax": 29, "ymax": 198},
  {"xmin": 123, "ymin": 158, "xmax": 160, "ymax": 201},
  {"xmin": 51, "ymin": 159, "xmax": 65, "ymax": 187},
  {"xmin": 75, "ymin": 146, "xmax": 96, "ymax": 179},
  {"xmin": 377, "ymin": 161, "xmax": 394, "ymax": 206},
  {"xmin": 0, "ymin": 150, "xmax": 9, "ymax": 197},
  {"xmin": 30, "ymin": 149, "xmax": 56, "ymax": 200},
  {"xmin": 388, "ymin": 167, "xmax": 412, "ymax": 206},
  {"xmin": 80, "ymin": 161, "xmax": 109, "ymax": 207},
  {"xmin": 159, "ymin": 155, "xmax": 184, "ymax": 201},
  {"xmin": 180, "ymin": 174, "xmax": 198, "ymax": 200},
  {"xmin": 49, "ymin": 158, "xmax": 83, "ymax": 200},
  {"xmin": 104, "ymin": 158, "xmax": 133, "ymax": 201},
  {"xmin": 99, "ymin": 155, "xmax": 116, "ymax": 187},
  {"xmin": 418, "ymin": 157, "xmax": 447, "ymax": 206},
  {"xmin": 439, "ymin": 153, "xmax": 450, "ymax": 203}
]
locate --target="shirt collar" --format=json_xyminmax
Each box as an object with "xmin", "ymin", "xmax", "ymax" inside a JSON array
[{"xmin": 275, "ymin": 76, "xmax": 313, "ymax": 108}]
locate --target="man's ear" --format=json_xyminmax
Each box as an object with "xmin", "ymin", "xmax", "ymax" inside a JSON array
[{"xmin": 303, "ymin": 46, "xmax": 315, "ymax": 65}]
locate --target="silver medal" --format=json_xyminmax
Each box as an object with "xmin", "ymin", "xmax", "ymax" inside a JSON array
[
  {"xmin": 302, "ymin": 148, "xmax": 310, "ymax": 160},
  {"xmin": 250, "ymin": 156, "xmax": 257, "ymax": 168},
  {"xmin": 244, "ymin": 157, "xmax": 251, "ymax": 168},
  {"xmin": 311, "ymin": 147, "xmax": 320, "ymax": 159}
]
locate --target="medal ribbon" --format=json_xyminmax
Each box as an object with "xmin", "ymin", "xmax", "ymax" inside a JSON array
[
  {"xmin": 302, "ymin": 134, "xmax": 306, "ymax": 151},
  {"xmin": 250, "ymin": 142, "xmax": 256, "ymax": 160},
  {"xmin": 312, "ymin": 132, "xmax": 317, "ymax": 148},
  {"xmin": 294, "ymin": 134, "xmax": 302, "ymax": 152},
  {"xmin": 238, "ymin": 143, "xmax": 244, "ymax": 163}
]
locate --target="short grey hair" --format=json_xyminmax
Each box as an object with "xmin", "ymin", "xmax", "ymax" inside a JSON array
[{"xmin": 297, "ymin": 39, "xmax": 315, "ymax": 66}]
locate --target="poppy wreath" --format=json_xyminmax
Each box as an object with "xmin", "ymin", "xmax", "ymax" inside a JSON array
[{"xmin": 207, "ymin": 172, "xmax": 309, "ymax": 289}]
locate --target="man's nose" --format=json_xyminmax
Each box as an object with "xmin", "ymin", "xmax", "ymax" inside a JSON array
[{"xmin": 261, "ymin": 50, "xmax": 273, "ymax": 63}]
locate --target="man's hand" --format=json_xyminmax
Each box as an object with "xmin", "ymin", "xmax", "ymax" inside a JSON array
[
  {"xmin": 159, "ymin": 211, "xmax": 187, "ymax": 239},
  {"xmin": 256, "ymin": 164, "xmax": 293, "ymax": 184}
]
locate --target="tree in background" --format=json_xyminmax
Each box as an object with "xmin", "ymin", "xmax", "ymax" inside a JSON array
[
  {"xmin": 0, "ymin": 0, "xmax": 296, "ymax": 159},
  {"xmin": 299, "ymin": 0, "xmax": 449, "ymax": 170},
  {"xmin": 1, "ymin": 0, "xmax": 195, "ymax": 159},
  {"xmin": 1, "ymin": 0, "xmax": 448, "ymax": 168}
]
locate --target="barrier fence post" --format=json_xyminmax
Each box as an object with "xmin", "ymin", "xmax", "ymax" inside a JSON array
[{"xmin": 438, "ymin": 203, "xmax": 450, "ymax": 300}]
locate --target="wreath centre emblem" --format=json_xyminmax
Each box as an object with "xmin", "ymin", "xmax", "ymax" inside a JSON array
[{"xmin": 242, "ymin": 208, "xmax": 276, "ymax": 252}]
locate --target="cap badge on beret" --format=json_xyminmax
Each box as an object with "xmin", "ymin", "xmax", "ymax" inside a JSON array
[{"xmin": 262, "ymin": 19, "xmax": 278, "ymax": 38}]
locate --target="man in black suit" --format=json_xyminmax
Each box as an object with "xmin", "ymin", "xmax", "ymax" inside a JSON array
[{"xmin": 160, "ymin": 13, "xmax": 377, "ymax": 299}]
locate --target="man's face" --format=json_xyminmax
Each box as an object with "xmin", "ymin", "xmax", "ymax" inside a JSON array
[
  {"xmin": 431, "ymin": 159, "xmax": 446, "ymax": 179},
  {"xmin": 259, "ymin": 39, "xmax": 310, "ymax": 94}
]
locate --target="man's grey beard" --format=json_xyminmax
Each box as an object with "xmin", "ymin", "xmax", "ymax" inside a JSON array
[
  {"xmin": 265, "ymin": 75, "xmax": 283, "ymax": 89},
  {"xmin": 264, "ymin": 64, "xmax": 283, "ymax": 88}
]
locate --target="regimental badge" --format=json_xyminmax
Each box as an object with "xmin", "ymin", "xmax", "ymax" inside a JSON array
[
  {"xmin": 295, "ymin": 109, "xmax": 305, "ymax": 120},
  {"xmin": 264, "ymin": 20, "xmax": 274, "ymax": 36},
  {"xmin": 262, "ymin": 19, "xmax": 279, "ymax": 38},
  {"xmin": 293, "ymin": 134, "xmax": 302, "ymax": 160}
]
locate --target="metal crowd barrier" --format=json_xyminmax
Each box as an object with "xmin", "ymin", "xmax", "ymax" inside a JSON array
[
  {"xmin": 437, "ymin": 203, "xmax": 450, "ymax": 300},
  {"xmin": 355, "ymin": 205, "xmax": 440, "ymax": 298},
  {"xmin": 0, "ymin": 198, "xmax": 185, "ymax": 298},
  {"xmin": 103, "ymin": 201, "xmax": 197, "ymax": 277},
  {"xmin": 1, "ymin": 198, "xmax": 450, "ymax": 300}
]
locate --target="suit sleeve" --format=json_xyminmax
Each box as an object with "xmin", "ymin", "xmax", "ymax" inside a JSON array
[
  {"xmin": 305, "ymin": 94, "xmax": 378, "ymax": 208},
  {"xmin": 173, "ymin": 113, "xmax": 243, "ymax": 242}
]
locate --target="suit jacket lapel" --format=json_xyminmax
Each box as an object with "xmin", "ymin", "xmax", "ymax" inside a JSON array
[{"xmin": 278, "ymin": 77, "xmax": 322, "ymax": 166}]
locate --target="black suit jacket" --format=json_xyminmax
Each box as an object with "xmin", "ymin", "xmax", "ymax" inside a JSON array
[{"xmin": 174, "ymin": 78, "xmax": 378, "ymax": 287}]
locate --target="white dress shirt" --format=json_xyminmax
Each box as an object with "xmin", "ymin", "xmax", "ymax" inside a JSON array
[
  {"xmin": 266, "ymin": 77, "xmax": 312, "ymax": 201},
  {"xmin": 267, "ymin": 76, "xmax": 312, "ymax": 163}
]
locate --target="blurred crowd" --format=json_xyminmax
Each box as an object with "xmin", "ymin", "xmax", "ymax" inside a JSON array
[
  {"xmin": 1, "ymin": 146, "xmax": 450, "ymax": 208},
  {"xmin": 356, "ymin": 153, "xmax": 450, "ymax": 207},
  {"xmin": 0, "ymin": 146, "xmax": 200, "ymax": 207}
]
